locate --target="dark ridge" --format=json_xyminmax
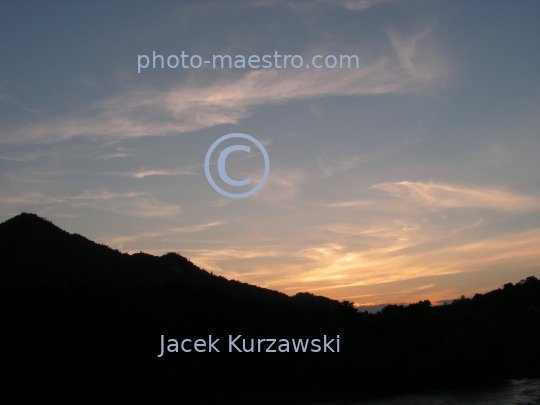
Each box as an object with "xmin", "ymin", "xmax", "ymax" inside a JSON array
[
  {"xmin": 0, "ymin": 213, "xmax": 317, "ymax": 303},
  {"xmin": 291, "ymin": 291, "xmax": 341, "ymax": 306},
  {"xmin": 1, "ymin": 212, "xmax": 539, "ymax": 403}
]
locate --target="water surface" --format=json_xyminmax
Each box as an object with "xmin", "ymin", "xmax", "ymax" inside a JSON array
[{"xmin": 294, "ymin": 378, "xmax": 540, "ymax": 405}]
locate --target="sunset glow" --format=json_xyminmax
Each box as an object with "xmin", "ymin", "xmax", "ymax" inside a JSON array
[{"xmin": 1, "ymin": 0, "xmax": 538, "ymax": 307}]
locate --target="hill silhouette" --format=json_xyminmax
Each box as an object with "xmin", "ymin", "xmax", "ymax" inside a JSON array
[
  {"xmin": 0, "ymin": 212, "xmax": 334, "ymax": 304},
  {"xmin": 1, "ymin": 213, "xmax": 539, "ymax": 403}
]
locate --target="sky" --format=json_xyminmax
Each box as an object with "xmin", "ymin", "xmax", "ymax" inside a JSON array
[{"xmin": 0, "ymin": 0, "xmax": 539, "ymax": 307}]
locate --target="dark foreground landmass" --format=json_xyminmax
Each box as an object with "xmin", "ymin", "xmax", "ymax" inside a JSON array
[{"xmin": 1, "ymin": 213, "xmax": 539, "ymax": 404}]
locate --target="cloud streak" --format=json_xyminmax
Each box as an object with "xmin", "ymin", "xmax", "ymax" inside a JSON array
[
  {"xmin": 103, "ymin": 220, "xmax": 225, "ymax": 250},
  {"xmin": 254, "ymin": 0, "xmax": 401, "ymax": 11},
  {"xmin": 180, "ymin": 180, "xmax": 539, "ymax": 303},
  {"xmin": 1, "ymin": 29, "xmax": 447, "ymax": 145},
  {"xmin": 0, "ymin": 190, "xmax": 181, "ymax": 219},
  {"xmin": 68, "ymin": 190, "xmax": 182, "ymax": 218},
  {"xmin": 372, "ymin": 181, "xmax": 540, "ymax": 211},
  {"xmin": 265, "ymin": 228, "xmax": 540, "ymax": 297},
  {"xmin": 117, "ymin": 168, "xmax": 198, "ymax": 178}
]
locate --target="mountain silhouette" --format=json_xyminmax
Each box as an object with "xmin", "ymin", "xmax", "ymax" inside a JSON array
[
  {"xmin": 1, "ymin": 213, "xmax": 539, "ymax": 403},
  {"xmin": 0, "ymin": 212, "xmax": 336, "ymax": 305}
]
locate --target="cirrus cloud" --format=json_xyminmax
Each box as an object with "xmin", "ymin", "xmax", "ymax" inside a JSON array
[
  {"xmin": 1, "ymin": 29, "xmax": 448, "ymax": 145},
  {"xmin": 372, "ymin": 181, "xmax": 540, "ymax": 211}
]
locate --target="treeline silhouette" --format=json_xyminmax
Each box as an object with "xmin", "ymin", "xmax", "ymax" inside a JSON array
[{"xmin": 1, "ymin": 213, "xmax": 539, "ymax": 403}]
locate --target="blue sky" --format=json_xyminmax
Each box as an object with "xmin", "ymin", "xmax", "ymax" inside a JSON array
[{"xmin": 1, "ymin": 0, "xmax": 539, "ymax": 306}]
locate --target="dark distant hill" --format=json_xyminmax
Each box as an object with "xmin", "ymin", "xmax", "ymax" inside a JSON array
[
  {"xmin": 0, "ymin": 212, "xmax": 334, "ymax": 304},
  {"xmin": 1, "ymin": 213, "xmax": 539, "ymax": 404}
]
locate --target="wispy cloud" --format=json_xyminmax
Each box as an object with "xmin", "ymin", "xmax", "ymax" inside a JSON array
[
  {"xmin": 117, "ymin": 167, "xmax": 198, "ymax": 178},
  {"xmin": 388, "ymin": 27, "xmax": 443, "ymax": 83},
  {"xmin": 96, "ymin": 153, "xmax": 131, "ymax": 160},
  {"xmin": 316, "ymin": 154, "xmax": 372, "ymax": 178},
  {"xmin": 104, "ymin": 220, "xmax": 225, "ymax": 250},
  {"xmin": 0, "ymin": 91, "xmax": 43, "ymax": 115},
  {"xmin": 372, "ymin": 181, "xmax": 540, "ymax": 211},
  {"xmin": 338, "ymin": 0, "xmax": 401, "ymax": 11},
  {"xmin": 0, "ymin": 150, "xmax": 45, "ymax": 162},
  {"xmin": 0, "ymin": 192, "xmax": 65, "ymax": 205},
  {"xmin": 254, "ymin": 0, "xmax": 401, "ymax": 11},
  {"xmin": 185, "ymin": 180, "xmax": 539, "ymax": 302},
  {"xmin": 1, "ymin": 29, "xmax": 447, "ymax": 145},
  {"xmin": 0, "ymin": 190, "xmax": 181, "ymax": 218},
  {"xmin": 321, "ymin": 181, "xmax": 540, "ymax": 211},
  {"xmin": 68, "ymin": 190, "xmax": 181, "ymax": 218},
  {"xmin": 255, "ymin": 167, "xmax": 307, "ymax": 203},
  {"xmin": 266, "ymin": 228, "xmax": 540, "ymax": 296},
  {"xmin": 182, "ymin": 246, "xmax": 282, "ymax": 277}
]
